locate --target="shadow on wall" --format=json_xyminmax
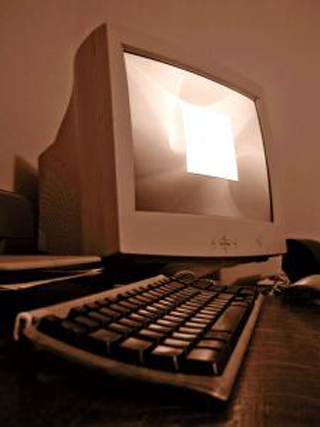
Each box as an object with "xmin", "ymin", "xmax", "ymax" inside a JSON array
[{"xmin": 14, "ymin": 156, "xmax": 38, "ymax": 237}]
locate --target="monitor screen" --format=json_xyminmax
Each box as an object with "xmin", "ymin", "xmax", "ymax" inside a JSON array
[{"xmin": 124, "ymin": 52, "xmax": 271, "ymax": 223}]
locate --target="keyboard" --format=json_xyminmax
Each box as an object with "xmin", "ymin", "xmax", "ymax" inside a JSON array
[{"xmin": 14, "ymin": 272, "xmax": 263, "ymax": 401}]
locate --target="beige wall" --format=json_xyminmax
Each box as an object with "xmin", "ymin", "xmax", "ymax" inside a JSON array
[{"xmin": 1, "ymin": 0, "xmax": 320, "ymax": 240}]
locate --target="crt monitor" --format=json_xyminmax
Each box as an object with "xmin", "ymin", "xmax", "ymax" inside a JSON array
[{"xmin": 38, "ymin": 23, "xmax": 285, "ymax": 262}]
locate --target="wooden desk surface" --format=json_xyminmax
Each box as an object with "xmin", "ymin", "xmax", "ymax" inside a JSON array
[{"xmin": 1, "ymin": 296, "xmax": 320, "ymax": 426}]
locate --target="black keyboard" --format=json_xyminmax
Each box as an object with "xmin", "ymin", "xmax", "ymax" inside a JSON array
[{"xmin": 14, "ymin": 272, "xmax": 263, "ymax": 401}]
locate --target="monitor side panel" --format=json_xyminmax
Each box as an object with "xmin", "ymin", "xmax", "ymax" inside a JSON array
[{"xmin": 39, "ymin": 25, "xmax": 119, "ymax": 255}]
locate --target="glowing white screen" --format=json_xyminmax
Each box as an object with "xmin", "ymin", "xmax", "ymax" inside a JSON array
[
  {"xmin": 181, "ymin": 103, "xmax": 238, "ymax": 180},
  {"xmin": 124, "ymin": 52, "xmax": 271, "ymax": 222}
]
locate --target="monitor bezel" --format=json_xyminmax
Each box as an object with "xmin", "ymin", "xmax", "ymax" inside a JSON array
[{"xmin": 105, "ymin": 23, "xmax": 285, "ymax": 258}]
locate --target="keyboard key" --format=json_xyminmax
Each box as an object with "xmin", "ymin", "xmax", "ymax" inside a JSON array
[
  {"xmin": 148, "ymin": 323, "xmax": 171, "ymax": 334},
  {"xmin": 207, "ymin": 301, "xmax": 227, "ymax": 309},
  {"xmin": 151, "ymin": 303, "xmax": 171, "ymax": 314},
  {"xmin": 99, "ymin": 307, "xmax": 121, "ymax": 320},
  {"xmin": 147, "ymin": 305, "xmax": 165, "ymax": 315},
  {"xmin": 171, "ymin": 331, "xmax": 197, "ymax": 341},
  {"xmin": 196, "ymin": 339, "xmax": 226, "ymax": 351},
  {"xmin": 175, "ymin": 272, "xmax": 197, "ymax": 285},
  {"xmin": 204, "ymin": 330, "xmax": 231, "ymax": 341},
  {"xmin": 150, "ymin": 345, "xmax": 184, "ymax": 370},
  {"xmin": 123, "ymin": 289, "xmax": 139, "ymax": 297},
  {"xmin": 118, "ymin": 337, "xmax": 154, "ymax": 363},
  {"xmin": 217, "ymin": 294, "xmax": 234, "ymax": 301},
  {"xmin": 137, "ymin": 309, "xmax": 158, "ymax": 321},
  {"xmin": 196, "ymin": 312, "xmax": 216, "ymax": 320},
  {"xmin": 181, "ymin": 301, "xmax": 201, "ymax": 308},
  {"xmin": 178, "ymin": 326, "xmax": 203, "ymax": 335},
  {"xmin": 38, "ymin": 316, "xmax": 87, "ymax": 342},
  {"xmin": 169, "ymin": 310, "xmax": 190, "ymax": 319},
  {"xmin": 180, "ymin": 288, "xmax": 199, "ymax": 296},
  {"xmin": 211, "ymin": 305, "xmax": 248, "ymax": 333},
  {"xmin": 162, "ymin": 315, "xmax": 184, "ymax": 324},
  {"xmin": 189, "ymin": 317, "xmax": 212, "ymax": 326},
  {"xmin": 199, "ymin": 308, "xmax": 221, "ymax": 315},
  {"xmin": 69, "ymin": 306, "xmax": 88, "ymax": 317},
  {"xmin": 232, "ymin": 301, "xmax": 251, "ymax": 308},
  {"xmin": 127, "ymin": 297, "xmax": 146, "ymax": 308},
  {"xmin": 145, "ymin": 291, "xmax": 162, "ymax": 301},
  {"xmin": 60, "ymin": 319, "xmax": 88, "ymax": 335},
  {"xmin": 148, "ymin": 290, "xmax": 164, "ymax": 297},
  {"xmin": 118, "ymin": 317, "xmax": 142, "ymax": 330},
  {"xmin": 137, "ymin": 328, "xmax": 165, "ymax": 342},
  {"xmin": 184, "ymin": 321, "xmax": 207, "ymax": 330},
  {"xmin": 163, "ymin": 296, "xmax": 179, "ymax": 303},
  {"xmin": 154, "ymin": 300, "xmax": 173, "ymax": 309},
  {"xmin": 156, "ymin": 319, "xmax": 176, "ymax": 328},
  {"xmin": 185, "ymin": 348, "xmax": 221, "ymax": 374},
  {"xmin": 72, "ymin": 315, "xmax": 100, "ymax": 330},
  {"xmin": 174, "ymin": 307, "xmax": 193, "ymax": 314},
  {"xmin": 104, "ymin": 295, "xmax": 120, "ymax": 304},
  {"xmin": 163, "ymin": 338, "xmax": 190, "ymax": 348},
  {"xmin": 107, "ymin": 322, "xmax": 134, "ymax": 336},
  {"xmin": 128, "ymin": 312, "xmax": 149, "ymax": 325},
  {"xmin": 118, "ymin": 300, "xmax": 138, "ymax": 310},
  {"xmin": 134, "ymin": 295, "xmax": 155, "ymax": 303},
  {"xmin": 89, "ymin": 328, "xmax": 123, "ymax": 353},
  {"xmin": 88, "ymin": 310, "xmax": 112, "ymax": 325},
  {"xmin": 109, "ymin": 303, "xmax": 131, "ymax": 315}
]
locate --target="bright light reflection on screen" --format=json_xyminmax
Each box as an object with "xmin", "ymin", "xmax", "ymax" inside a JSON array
[
  {"xmin": 181, "ymin": 103, "xmax": 238, "ymax": 181},
  {"xmin": 124, "ymin": 52, "xmax": 271, "ymax": 222}
]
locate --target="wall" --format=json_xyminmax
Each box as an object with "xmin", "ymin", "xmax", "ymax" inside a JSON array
[{"xmin": 1, "ymin": 0, "xmax": 320, "ymax": 240}]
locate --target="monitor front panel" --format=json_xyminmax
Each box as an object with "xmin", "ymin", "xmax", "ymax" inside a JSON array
[{"xmin": 108, "ymin": 25, "xmax": 285, "ymax": 257}]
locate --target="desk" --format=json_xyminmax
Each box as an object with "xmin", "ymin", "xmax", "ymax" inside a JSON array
[{"xmin": 1, "ymin": 297, "xmax": 320, "ymax": 426}]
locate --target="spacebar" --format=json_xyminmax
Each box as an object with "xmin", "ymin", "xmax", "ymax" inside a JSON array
[{"xmin": 211, "ymin": 304, "xmax": 249, "ymax": 334}]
